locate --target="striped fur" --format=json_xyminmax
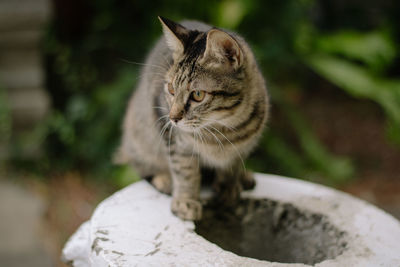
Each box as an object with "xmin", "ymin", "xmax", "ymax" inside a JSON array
[{"xmin": 116, "ymin": 17, "xmax": 269, "ymax": 220}]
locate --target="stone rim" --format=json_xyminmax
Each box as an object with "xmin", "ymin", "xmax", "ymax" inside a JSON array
[{"xmin": 62, "ymin": 173, "xmax": 400, "ymax": 267}]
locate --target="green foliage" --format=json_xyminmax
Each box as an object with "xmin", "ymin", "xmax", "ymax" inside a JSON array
[
  {"xmin": 249, "ymin": 86, "xmax": 354, "ymax": 183},
  {"xmin": 15, "ymin": 0, "xmax": 398, "ymax": 184},
  {"xmin": 0, "ymin": 86, "xmax": 12, "ymax": 168},
  {"xmin": 38, "ymin": 68, "xmax": 137, "ymax": 174},
  {"xmin": 216, "ymin": 0, "xmax": 253, "ymax": 29},
  {"xmin": 314, "ymin": 31, "xmax": 396, "ymax": 72},
  {"xmin": 285, "ymin": 104, "xmax": 354, "ymax": 182},
  {"xmin": 112, "ymin": 165, "xmax": 141, "ymax": 189},
  {"xmin": 299, "ymin": 29, "xmax": 400, "ymax": 146},
  {"xmin": 0, "ymin": 87, "xmax": 12, "ymax": 144}
]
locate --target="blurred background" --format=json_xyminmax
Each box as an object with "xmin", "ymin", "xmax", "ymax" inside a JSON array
[{"xmin": 0, "ymin": 0, "xmax": 399, "ymax": 266}]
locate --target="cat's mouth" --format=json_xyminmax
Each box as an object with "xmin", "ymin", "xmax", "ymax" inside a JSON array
[{"xmin": 173, "ymin": 120, "xmax": 201, "ymax": 132}]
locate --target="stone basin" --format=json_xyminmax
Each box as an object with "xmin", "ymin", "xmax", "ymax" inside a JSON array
[{"xmin": 62, "ymin": 173, "xmax": 400, "ymax": 266}]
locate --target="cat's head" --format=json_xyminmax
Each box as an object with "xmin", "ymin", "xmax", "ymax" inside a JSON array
[{"xmin": 159, "ymin": 16, "xmax": 247, "ymax": 132}]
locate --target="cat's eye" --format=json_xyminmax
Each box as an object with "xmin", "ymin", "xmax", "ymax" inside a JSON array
[
  {"xmin": 168, "ymin": 83, "xmax": 175, "ymax": 95},
  {"xmin": 191, "ymin": 90, "xmax": 206, "ymax": 102}
]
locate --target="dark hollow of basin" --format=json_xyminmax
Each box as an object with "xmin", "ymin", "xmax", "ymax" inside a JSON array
[{"xmin": 195, "ymin": 198, "xmax": 349, "ymax": 265}]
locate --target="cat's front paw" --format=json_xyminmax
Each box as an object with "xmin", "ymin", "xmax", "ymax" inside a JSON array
[
  {"xmin": 241, "ymin": 171, "xmax": 256, "ymax": 190},
  {"xmin": 171, "ymin": 198, "xmax": 202, "ymax": 221}
]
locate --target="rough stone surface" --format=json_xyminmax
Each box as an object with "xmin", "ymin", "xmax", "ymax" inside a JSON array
[
  {"xmin": 62, "ymin": 174, "xmax": 400, "ymax": 267},
  {"xmin": 196, "ymin": 199, "xmax": 348, "ymax": 265}
]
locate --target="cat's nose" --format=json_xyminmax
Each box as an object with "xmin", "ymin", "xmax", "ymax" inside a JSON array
[
  {"xmin": 170, "ymin": 103, "xmax": 184, "ymax": 123},
  {"xmin": 169, "ymin": 112, "xmax": 183, "ymax": 123}
]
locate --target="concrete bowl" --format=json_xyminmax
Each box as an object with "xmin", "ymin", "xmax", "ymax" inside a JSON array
[{"xmin": 62, "ymin": 173, "xmax": 400, "ymax": 267}]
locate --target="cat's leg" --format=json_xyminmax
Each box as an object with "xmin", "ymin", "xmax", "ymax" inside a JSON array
[
  {"xmin": 151, "ymin": 173, "xmax": 172, "ymax": 195},
  {"xmin": 123, "ymin": 153, "xmax": 172, "ymax": 194},
  {"xmin": 214, "ymin": 164, "xmax": 246, "ymax": 206},
  {"xmin": 169, "ymin": 154, "xmax": 202, "ymax": 221},
  {"xmin": 241, "ymin": 170, "xmax": 256, "ymax": 190}
]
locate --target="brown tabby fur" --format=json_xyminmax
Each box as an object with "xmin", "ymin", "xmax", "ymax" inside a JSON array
[{"xmin": 116, "ymin": 17, "xmax": 269, "ymax": 220}]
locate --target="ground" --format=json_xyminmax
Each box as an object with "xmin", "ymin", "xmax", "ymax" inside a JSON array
[{"xmin": 0, "ymin": 171, "xmax": 114, "ymax": 267}]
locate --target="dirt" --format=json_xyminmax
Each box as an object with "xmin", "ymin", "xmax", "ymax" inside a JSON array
[{"xmin": 11, "ymin": 171, "xmax": 115, "ymax": 267}]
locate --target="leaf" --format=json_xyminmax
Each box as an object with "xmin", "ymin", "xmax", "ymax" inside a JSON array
[
  {"xmin": 284, "ymin": 103, "xmax": 354, "ymax": 182},
  {"xmin": 305, "ymin": 54, "xmax": 400, "ymax": 130},
  {"xmin": 0, "ymin": 87, "xmax": 12, "ymax": 143},
  {"xmin": 216, "ymin": 0, "xmax": 251, "ymax": 29},
  {"xmin": 260, "ymin": 130, "xmax": 309, "ymax": 177},
  {"xmin": 269, "ymin": 86, "xmax": 354, "ymax": 182},
  {"xmin": 112, "ymin": 165, "xmax": 141, "ymax": 188},
  {"xmin": 315, "ymin": 31, "xmax": 396, "ymax": 72}
]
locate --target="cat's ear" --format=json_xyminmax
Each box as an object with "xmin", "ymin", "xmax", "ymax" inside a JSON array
[
  {"xmin": 158, "ymin": 16, "xmax": 189, "ymax": 54},
  {"xmin": 203, "ymin": 29, "xmax": 243, "ymax": 70}
]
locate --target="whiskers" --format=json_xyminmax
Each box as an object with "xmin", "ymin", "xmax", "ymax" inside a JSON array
[
  {"xmin": 199, "ymin": 120, "xmax": 246, "ymax": 171},
  {"xmin": 119, "ymin": 58, "xmax": 168, "ymax": 71},
  {"xmin": 154, "ymin": 116, "xmax": 245, "ymax": 172},
  {"xmin": 202, "ymin": 126, "xmax": 224, "ymax": 151},
  {"xmin": 201, "ymin": 118, "xmax": 238, "ymax": 133},
  {"xmin": 189, "ymin": 125, "xmax": 202, "ymax": 168},
  {"xmin": 167, "ymin": 122, "xmax": 175, "ymax": 166},
  {"xmin": 155, "ymin": 118, "xmax": 172, "ymax": 154},
  {"xmin": 119, "ymin": 58, "xmax": 171, "ymax": 84},
  {"xmin": 152, "ymin": 106, "xmax": 168, "ymax": 112},
  {"xmin": 152, "ymin": 113, "xmax": 169, "ymax": 128}
]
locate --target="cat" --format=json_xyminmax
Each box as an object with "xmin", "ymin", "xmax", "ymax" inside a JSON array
[{"xmin": 115, "ymin": 16, "xmax": 269, "ymax": 221}]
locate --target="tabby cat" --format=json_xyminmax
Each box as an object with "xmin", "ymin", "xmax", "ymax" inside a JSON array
[{"xmin": 116, "ymin": 17, "xmax": 269, "ymax": 220}]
